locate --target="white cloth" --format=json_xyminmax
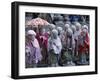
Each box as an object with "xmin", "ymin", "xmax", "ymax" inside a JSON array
[
  {"xmin": 74, "ymin": 29, "xmax": 81, "ymax": 40},
  {"xmin": 48, "ymin": 37, "xmax": 62, "ymax": 54}
]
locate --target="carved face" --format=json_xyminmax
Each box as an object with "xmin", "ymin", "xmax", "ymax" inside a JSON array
[
  {"xmin": 52, "ymin": 29, "xmax": 58, "ymax": 39},
  {"xmin": 67, "ymin": 28, "xmax": 73, "ymax": 37},
  {"xmin": 81, "ymin": 28, "xmax": 87, "ymax": 37},
  {"xmin": 27, "ymin": 34, "xmax": 35, "ymax": 41},
  {"xmin": 71, "ymin": 25, "xmax": 76, "ymax": 33},
  {"xmin": 53, "ymin": 32, "xmax": 58, "ymax": 39},
  {"xmin": 75, "ymin": 22, "xmax": 81, "ymax": 31}
]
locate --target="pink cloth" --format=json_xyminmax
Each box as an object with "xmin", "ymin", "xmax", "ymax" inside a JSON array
[{"xmin": 25, "ymin": 38, "xmax": 42, "ymax": 64}]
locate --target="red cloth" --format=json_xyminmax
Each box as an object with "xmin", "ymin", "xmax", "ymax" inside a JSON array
[
  {"xmin": 78, "ymin": 32, "xmax": 90, "ymax": 53},
  {"xmin": 36, "ymin": 33, "xmax": 48, "ymax": 48}
]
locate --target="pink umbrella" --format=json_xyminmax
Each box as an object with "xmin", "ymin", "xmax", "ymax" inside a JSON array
[{"xmin": 26, "ymin": 17, "xmax": 49, "ymax": 27}]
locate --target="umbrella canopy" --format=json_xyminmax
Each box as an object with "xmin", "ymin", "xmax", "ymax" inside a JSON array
[{"xmin": 26, "ymin": 17, "xmax": 50, "ymax": 27}]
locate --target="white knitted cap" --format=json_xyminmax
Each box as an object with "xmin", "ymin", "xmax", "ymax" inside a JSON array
[
  {"xmin": 57, "ymin": 27, "xmax": 63, "ymax": 31},
  {"xmin": 82, "ymin": 25, "xmax": 88, "ymax": 30},
  {"xmin": 27, "ymin": 30, "xmax": 36, "ymax": 36},
  {"xmin": 65, "ymin": 23, "xmax": 70, "ymax": 29},
  {"xmin": 52, "ymin": 29, "xmax": 58, "ymax": 35}
]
